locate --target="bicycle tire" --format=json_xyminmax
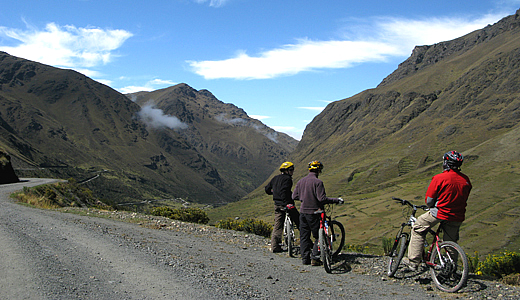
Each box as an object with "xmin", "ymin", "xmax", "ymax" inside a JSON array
[
  {"xmin": 387, "ymin": 233, "xmax": 409, "ymax": 277},
  {"xmin": 329, "ymin": 220, "xmax": 345, "ymax": 257},
  {"xmin": 319, "ymin": 228, "xmax": 332, "ymax": 273},
  {"xmin": 287, "ymin": 219, "xmax": 295, "ymax": 257},
  {"xmin": 282, "ymin": 217, "xmax": 290, "ymax": 253},
  {"xmin": 429, "ymin": 241, "xmax": 469, "ymax": 293}
]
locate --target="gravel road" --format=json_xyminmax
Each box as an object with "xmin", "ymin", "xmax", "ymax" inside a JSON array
[{"xmin": 1, "ymin": 179, "xmax": 519, "ymax": 299}]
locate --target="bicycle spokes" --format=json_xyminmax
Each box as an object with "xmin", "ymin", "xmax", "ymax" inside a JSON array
[{"xmin": 429, "ymin": 241, "xmax": 468, "ymax": 293}]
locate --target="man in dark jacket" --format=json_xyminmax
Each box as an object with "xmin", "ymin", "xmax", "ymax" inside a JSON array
[
  {"xmin": 292, "ymin": 161, "xmax": 343, "ymax": 266},
  {"xmin": 265, "ymin": 161, "xmax": 300, "ymax": 253},
  {"xmin": 403, "ymin": 151, "xmax": 472, "ymax": 270}
]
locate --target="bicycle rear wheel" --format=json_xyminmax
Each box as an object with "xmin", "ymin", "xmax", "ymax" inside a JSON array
[
  {"xmin": 319, "ymin": 228, "xmax": 332, "ymax": 273},
  {"xmin": 387, "ymin": 233, "xmax": 408, "ymax": 277},
  {"xmin": 286, "ymin": 219, "xmax": 295, "ymax": 257},
  {"xmin": 429, "ymin": 241, "xmax": 469, "ymax": 293},
  {"xmin": 329, "ymin": 220, "xmax": 345, "ymax": 257}
]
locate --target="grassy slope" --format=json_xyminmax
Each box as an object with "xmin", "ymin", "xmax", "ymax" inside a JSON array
[{"xmin": 208, "ymin": 20, "xmax": 520, "ymax": 256}]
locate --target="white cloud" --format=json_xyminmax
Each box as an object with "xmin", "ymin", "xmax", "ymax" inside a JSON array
[
  {"xmin": 0, "ymin": 22, "xmax": 132, "ymax": 69},
  {"xmin": 271, "ymin": 126, "xmax": 302, "ymax": 141},
  {"xmin": 189, "ymin": 40, "xmax": 399, "ymax": 80},
  {"xmin": 193, "ymin": 0, "xmax": 230, "ymax": 7},
  {"xmin": 249, "ymin": 115, "xmax": 271, "ymax": 120},
  {"xmin": 188, "ymin": 13, "xmax": 504, "ymax": 80},
  {"xmin": 298, "ymin": 107, "xmax": 325, "ymax": 112},
  {"xmin": 119, "ymin": 78, "xmax": 177, "ymax": 94},
  {"xmin": 137, "ymin": 104, "xmax": 188, "ymax": 130}
]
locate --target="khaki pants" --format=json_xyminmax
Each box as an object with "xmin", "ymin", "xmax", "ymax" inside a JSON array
[{"xmin": 407, "ymin": 211, "xmax": 462, "ymax": 264}]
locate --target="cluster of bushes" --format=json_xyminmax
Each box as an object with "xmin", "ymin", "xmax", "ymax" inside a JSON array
[
  {"xmin": 469, "ymin": 251, "xmax": 520, "ymax": 281},
  {"xmin": 215, "ymin": 218, "xmax": 272, "ymax": 238},
  {"xmin": 14, "ymin": 179, "xmax": 110, "ymax": 210},
  {"xmin": 150, "ymin": 206, "xmax": 209, "ymax": 224}
]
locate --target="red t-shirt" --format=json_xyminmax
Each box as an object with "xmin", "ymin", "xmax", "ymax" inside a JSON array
[{"xmin": 425, "ymin": 169, "xmax": 472, "ymax": 222}]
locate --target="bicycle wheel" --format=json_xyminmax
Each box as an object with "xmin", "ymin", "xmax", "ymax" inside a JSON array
[
  {"xmin": 282, "ymin": 217, "xmax": 289, "ymax": 250},
  {"xmin": 329, "ymin": 220, "xmax": 345, "ymax": 257},
  {"xmin": 319, "ymin": 228, "xmax": 332, "ymax": 273},
  {"xmin": 387, "ymin": 233, "xmax": 409, "ymax": 277},
  {"xmin": 286, "ymin": 219, "xmax": 295, "ymax": 257},
  {"xmin": 429, "ymin": 241, "xmax": 469, "ymax": 293}
]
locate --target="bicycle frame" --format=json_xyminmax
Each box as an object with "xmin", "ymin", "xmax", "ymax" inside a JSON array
[{"xmin": 388, "ymin": 197, "xmax": 469, "ymax": 292}]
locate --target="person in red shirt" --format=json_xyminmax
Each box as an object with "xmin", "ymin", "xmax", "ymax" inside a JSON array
[{"xmin": 403, "ymin": 151, "xmax": 472, "ymax": 270}]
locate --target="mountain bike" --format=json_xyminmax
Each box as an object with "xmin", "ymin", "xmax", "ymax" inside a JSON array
[
  {"xmin": 282, "ymin": 206, "xmax": 297, "ymax": 257},
  {"xmin": 387, "ymin": 197, "xmax": 469, "ymax": 293},
  {"xmin": 316, "ymin": 203, "xmax": 345, "ymax": 273}
]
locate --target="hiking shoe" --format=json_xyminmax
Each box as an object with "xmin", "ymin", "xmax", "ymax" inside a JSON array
[
  {"xmin": 311, "ymin": 259, "xmax": 322, "ymax": 266},
  {"xmin": 302, "ymin": 259, "xmax": 311, "ymax": 265},
  {"xmin": 402, "ymin": 257, "xmax": 418, "ymax": 271},
  {"xmin": 271, "ymin": 248, "xmax": 283, "ymax": 253}
]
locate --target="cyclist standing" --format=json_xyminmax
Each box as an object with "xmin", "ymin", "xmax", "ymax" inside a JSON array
[
  {"xmin": 292, "ymin": 161, "xmax": 343, "ymax": 266},
  {"xmin": 265, "ymin": 161, "xmax": 300, "ymax": 253},
  {"xmin": 403, "ymin": 151, "xmax": 472, "ymax": 270}
]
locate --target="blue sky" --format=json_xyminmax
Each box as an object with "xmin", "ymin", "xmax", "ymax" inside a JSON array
[{"xmin": 1, "ymin": 1, "xmax": 519, "ymax": 140}]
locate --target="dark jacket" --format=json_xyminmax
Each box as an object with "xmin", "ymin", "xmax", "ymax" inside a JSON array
[
  {"xmin": 265, "ymin": 173, "xmax": 294, "ymax": 206},
  {"xmin": 292, "ymin": 172, "xmax": 340, "ymax": 214}
]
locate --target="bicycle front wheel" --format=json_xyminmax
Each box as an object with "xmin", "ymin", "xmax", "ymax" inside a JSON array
[
  {"xmin": 329, "ymin": 220, "xmax": 345, "ymax": 257},
  {"xmin": 429, "ymin": 241, "xmax": 469, "ymax": 293},
  {"xmin": 387, "ymin": 233, "xmax": 408, "ymax": 277},
  {"xmin": 319, "ymin": 228, "xmax": 332, "ymax": 273}
]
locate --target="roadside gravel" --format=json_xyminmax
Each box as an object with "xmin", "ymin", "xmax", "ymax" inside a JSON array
[{"xmin": 1, "ymin": 178, "xmax": 519, "ymax": 299}]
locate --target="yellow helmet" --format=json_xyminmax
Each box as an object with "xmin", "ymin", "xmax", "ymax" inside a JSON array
[
  {"xmin": 308, "ymin": 160, "xmax": 323, "ymax": 172},
  {"xmin": 279, "ymin": 161, "xmax": 294, "ymax": 171}
]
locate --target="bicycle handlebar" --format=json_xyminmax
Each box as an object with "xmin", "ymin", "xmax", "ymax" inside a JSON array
[{"xmin": 391, "ymin": 197, "xmax": 429, "ymax": 211}]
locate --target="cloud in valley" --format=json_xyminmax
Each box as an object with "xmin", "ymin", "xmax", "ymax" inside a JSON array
[{"xmin": 137, "ymin": 104, "xmax": 188, "ymax": 130}]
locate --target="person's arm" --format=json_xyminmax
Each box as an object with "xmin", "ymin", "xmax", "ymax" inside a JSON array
[
  {"xmin": 265, "ymin": 179, "xmax": 273, "ymax": 195},
  {"xmin": 291, "ymin": 182, "xmax": 299, "ymax": 201},
  {"xmin": 425, "ymin": 177, "xmax": 438, "ymax": 208},
  {"xmin": 316, "ymin": 181, "xmax": 341, "ymax": 204}
]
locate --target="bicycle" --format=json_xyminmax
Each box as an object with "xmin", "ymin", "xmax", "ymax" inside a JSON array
[
  {"xmin": 387, "ymin": 197, "xmax": 469, "ymax": 293},
  {"xmin": 282, "ymin": 206, "xmax": 297, "ymax": 257},
  {"xmin": 316, "ymin": 203, "xmax": 345, "ymax": 273}
]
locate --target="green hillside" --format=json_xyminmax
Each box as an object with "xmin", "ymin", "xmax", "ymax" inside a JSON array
[{"xmin": 209, "ymin": 9, "xmax": 520, "ymax": 256}]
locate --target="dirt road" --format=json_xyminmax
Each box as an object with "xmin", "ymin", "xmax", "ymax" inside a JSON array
[{"xmin": 0, "ymin": 178, "xmax": 509, "ymax": 299}]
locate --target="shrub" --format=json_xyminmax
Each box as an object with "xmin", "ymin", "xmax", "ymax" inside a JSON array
[
  {"xmin": 473, "ymin": 251, "xmax": 520, "ymax": 279},
  {"xmin": 345, "ymin": 244, "xmax": 369, "ymax": 253},
  {"xmin": 150, "ymin": 207, "xmax": 209, "ymax": 224},
  {"xmin": 13, "ymin": 181, "xmax": 108, "ymax": 209},
  {"xmin": 382, "ymin": 237, "xmax": 393, "ymax": 255},
  {"xmin": 216, "ymin": 218, "xmax": 272, "ymax": 238}
]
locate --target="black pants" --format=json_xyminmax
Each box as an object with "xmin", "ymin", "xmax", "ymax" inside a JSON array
[{"xmin": 300, "ymin": 213, "xmax": 320, "ymax": 262}]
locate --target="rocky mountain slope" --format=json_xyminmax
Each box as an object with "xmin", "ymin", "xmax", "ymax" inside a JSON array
[
  {"xmin": 215, "ymin": 9, "xmax": 520, "ymax": 256},
  {"xmin": 0, "ymin": 52, "xmax": 296, "ymax": 207},
  {"xmin": 128, "ymin": 84, "xmax": 297, "ymax": 194}
]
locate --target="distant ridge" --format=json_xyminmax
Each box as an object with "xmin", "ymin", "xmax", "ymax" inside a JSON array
[{"xmin": 0, "ymin": 52, "xmax": 296, "ymax": 207}]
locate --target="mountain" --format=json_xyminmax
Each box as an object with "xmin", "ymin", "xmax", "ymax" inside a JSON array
[
  {"xmin": 214, "ymin": 9, "xmax": 520, "ymax": 255},
  {"xmin": 127, "ymin": 84, "xmax": 297, "ymax": 195},
  {"xmin": 0, "ymin": 52, "xmax": 296, "ymax": 207}
]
